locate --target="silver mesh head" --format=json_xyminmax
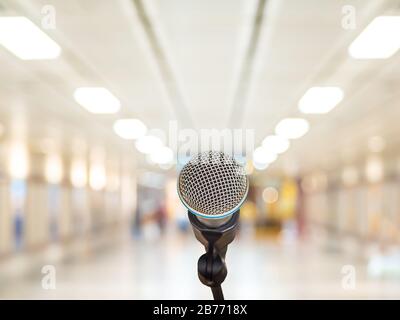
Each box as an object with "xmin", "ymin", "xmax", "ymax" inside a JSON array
[{"xmin": 178, "ymin": 151, "xmax": 248, "ymax": 217}]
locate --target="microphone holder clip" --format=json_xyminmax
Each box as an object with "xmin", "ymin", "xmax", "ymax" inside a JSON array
[{"xmin": 188, "ymin": 211, "xmax": 240, "ymax": 300}]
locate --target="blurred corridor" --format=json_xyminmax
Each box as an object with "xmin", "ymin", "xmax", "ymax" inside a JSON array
[{"xmin": 0, "ymin": 0, "xmax": 400, "ymax": 299}]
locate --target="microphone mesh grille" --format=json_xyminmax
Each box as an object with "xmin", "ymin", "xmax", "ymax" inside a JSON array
[{"xmin": 178, "ymin": 151, "xmax": 248, "ymax": 216}]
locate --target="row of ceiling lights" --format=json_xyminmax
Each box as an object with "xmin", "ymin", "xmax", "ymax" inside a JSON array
[
  {"xmin": 253, "ymin": 15, "xmax": 400, "ymax": 171},
  {"xmin": 0, "ymin": 15, "xmax": 399, "ymax": 171},
  {"xmin": 0, "ymin": 16, "xmax": 174, "ymax": 168},
  {"xmin": 73, "ymin": 87, "xmax": 174, "ymax": 166}
]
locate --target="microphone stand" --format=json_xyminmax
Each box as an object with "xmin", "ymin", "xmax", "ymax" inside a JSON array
[{"xmin": 188, "ymin": 211, "xmax": 240, "ymax": 300}]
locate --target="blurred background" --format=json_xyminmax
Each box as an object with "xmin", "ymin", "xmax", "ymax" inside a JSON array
[{"xmin": 0, "ymin": 0, "xmax": 400, "ymax": 299}]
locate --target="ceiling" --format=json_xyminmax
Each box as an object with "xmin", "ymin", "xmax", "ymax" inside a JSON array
[{"xmin": 0, "ymin": 0, "xmax": 399, "ymax": 175}]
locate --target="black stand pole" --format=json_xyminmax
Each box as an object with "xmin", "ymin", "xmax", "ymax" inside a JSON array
[
  {"xmin": 211, "ymin": 286, "xmax": 224, "ymax": 300},
  {"xmin": 188, "ymin": 211, "xmax": 240, "ymax": 300}
]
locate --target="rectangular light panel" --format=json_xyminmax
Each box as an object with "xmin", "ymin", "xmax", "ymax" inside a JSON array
[
  {"xmin": 0, "ymin": 16, "xmax": 61, "ymax": 60},
  {"xmin": 349, "ymin": 16, "xmax": 400, "ymax": 59}
]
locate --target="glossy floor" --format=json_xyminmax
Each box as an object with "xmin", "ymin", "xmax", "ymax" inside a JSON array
[{"xmin": 0, "ymin": 228, "xmax": 399, "ymax": 299}]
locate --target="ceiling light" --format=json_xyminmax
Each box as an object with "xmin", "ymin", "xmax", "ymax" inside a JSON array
[
  {"xmin": 252, "ymin": 160, "xmax": 269, "ymax": 171},
  {"xmin": 0, "ymin": 16, "xmax": 61, "ymax": 60},
  {"xmin": 70, "ymin": 158, "xmax": 87, "ymax": 188},
  {"xmin": 275, "ymin": 118, "xmax": 309, "ymax": 139},
  {"xmin": 135, "ymin": 135, "xmax": 163, "ymax": 154},
  {"xmin": 365, "ymin": 155, "xmax": 384, "ymax": 183},
  {"xmin": 150, "ymin": 146, "xmax": 174, "ymax": 165},
  {"xmin": 349, "ymin": 16, "xmax": 400, "ymax": 59},
  {"xmin": 253, "ymin": 147, "xmax": 277, "ymax": 164},
  {"xmin": 89, "ymin": 163, "xmax": 107, "ymax": 190},
  {"xmin": 299, "ymin": 86, "xmax": 344, "ymax": 114},
  {"xmin": 113, "ymin": 118, "xmax": 147, "ymax": 140},
  {"xmin": 261, "ymin": 135, "xmax": 290, "ymax": 154},
  {"xmin": 45, "ymin": 153, "xmax": 63, "ymax": 184},
  {"xmin": 9, "ymin": 142, "xmax": 29, "ymax": 179},
  {"xmin": 74, "ymin": 87, "xmax": 121, "ymax": 114}
]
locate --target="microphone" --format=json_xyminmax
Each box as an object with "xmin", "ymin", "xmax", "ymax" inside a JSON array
[{"xmin": 177, "ymin": 151, "xmax": 249, "ymax": 300}]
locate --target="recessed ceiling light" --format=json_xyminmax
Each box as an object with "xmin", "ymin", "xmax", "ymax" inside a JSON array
[
  {"xmin": 349, "ymin": 16, "xmax": 400, "ymax": 59},
  {"xmin": 45, "ymin": 153, "xmax": 63, "ymax": 184},
  {"xmin": 150, "ymin": 146, "xmax": 174, "ymax": 165},
  {"xmin": 253, "ymin": 147, "xmax": 277, "ymax": 164},
  {"xmin": 89, "ymin": 163, "xmax": 107, "ymax": 190},
  {"xmin": 299, "ymin": 87, "xmax": 344, "ymax": 114},
  {"xmin": 261, "ymin": 135, "xmax": 290, "ymax": 154},
  {"xmin": 113, "ymin": 118, "xmax": 147, "ymax": 140},
  {"xmin": 9, "ymin": 142, "xmax": 29, "ymax": 179},
  {"xmin": 365, "ymin": 155, "xmax": 384, "ymax": 183},
  {"xmin": 135, "ymin": 135, "xmax": 163, "ymax": 154},
  {"xmin": 70, "ymin": 158, "xmax": 87, "ymax": 188},
  {"xmin": 0, "ymin": 16, "xmax": 61, "ymax": 60},
  {"xmin": 275, "ymin": 118, "xmax": 309, "ymax": 139},
  {"xmin": 252, "ymin": 160, "xmax": 269, "ymax": 171},
  {"xmin": 74, "ymin": 87, "xmax": 121, "ymax": 114}
]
